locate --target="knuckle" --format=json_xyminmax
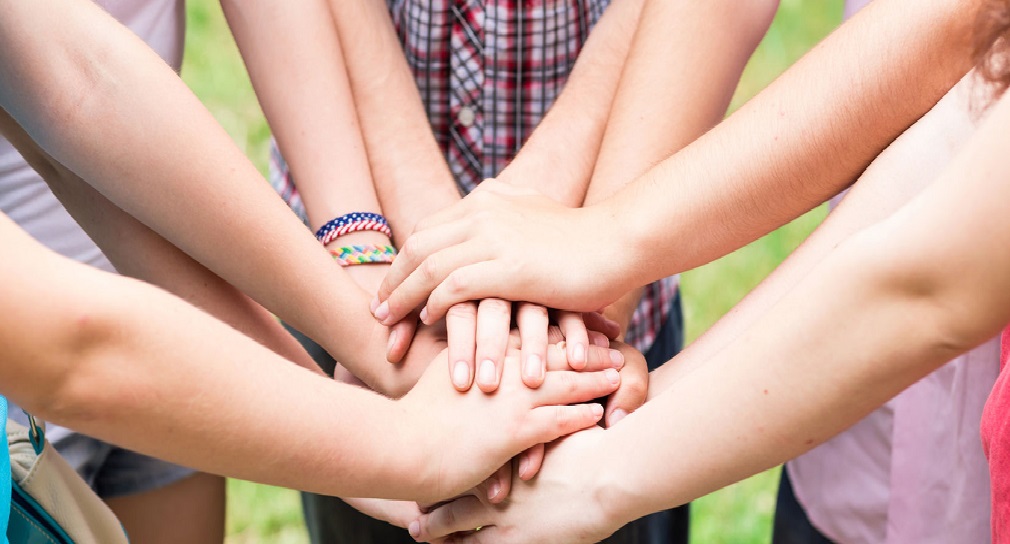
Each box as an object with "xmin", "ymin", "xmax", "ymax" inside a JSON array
[
  {"xmin": 446, "ymin": 302, "xmax": 477, "ymax": 320},
  {"xmin": 419, "ymin": 255, "xmax": 440, "ymax": 282},
  {"xmin": 446, "ymin": 270, "xmax": 468, "ymax": 296}
]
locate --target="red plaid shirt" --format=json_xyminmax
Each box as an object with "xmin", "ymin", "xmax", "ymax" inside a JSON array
[{"xmin": 270, "ymin": 0, "xmax": 679, "ymax": 351}]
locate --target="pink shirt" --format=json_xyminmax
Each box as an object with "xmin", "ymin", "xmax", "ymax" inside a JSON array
[{"xmin": 981, "ymin": 328, "xmax": 1010, "ymax": 543}]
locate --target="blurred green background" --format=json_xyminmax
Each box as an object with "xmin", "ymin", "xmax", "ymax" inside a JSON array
[{"xmin": 180, "ymin": 0, "xmax": 844, "ymax": 542}]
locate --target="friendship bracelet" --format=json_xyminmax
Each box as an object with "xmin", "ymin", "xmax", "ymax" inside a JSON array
[
  {"xmin": 330, "ymin": 244, "xmax": 397, "ymax": 267},
  {"xmin": 315, "ymin": 212, "xmax": 392, "ymax": 246}
]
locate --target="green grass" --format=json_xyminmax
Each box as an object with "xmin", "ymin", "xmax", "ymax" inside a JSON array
[{"xmin": 179, "ymin": 1, "xmax": 843, "ymax": 542}]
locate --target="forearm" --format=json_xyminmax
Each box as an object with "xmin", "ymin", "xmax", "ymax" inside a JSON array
[
  {"xmin": 610, "ymin": 0, "xmax": 977, "ymax": 287},
  {"xmin": 598, "ymin": 89, "xmax": 1010, "ymax": 523},
  {"xmin": 585, "ymin": 0, "xmax": 777, "ymax": 204},
  {"xmin": 0, "ymin": 0, "xmax": 378, "ymax": 364},
  {"xmin": 648, "ymin": 71, "xmax": 980, "ymax": 396},
  {"xmin": 498, "ymin": 0, "xmax": 645, "ymax": 207},
  {"xmin": 0, "ymin": 108, "xmax": 323, "ymax": 375},
  {"xmin": 326, "ymin": 0, "xmax": 459, "ymax": 240},
  {"xmin": 223, "ymin": 0, "xmax": 388, "ymax": 248},
  {"xmin": 0, "ymin": 217, "xmax": 423, "ymax": 499}
]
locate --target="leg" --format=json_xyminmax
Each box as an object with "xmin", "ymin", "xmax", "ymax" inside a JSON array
[{"xmin": 105, "ymin": 472, "xmax": 226, "ymax": 544}]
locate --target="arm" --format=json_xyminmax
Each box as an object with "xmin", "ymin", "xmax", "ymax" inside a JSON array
[
  {"xmin": 0, "ymin": 0, "xmax": 408, "ymax": 386},
  {"xmin": 583, "ymin": 0, "xmax": 778, "ymax": 332},
  {"xmin": 0, "ymin": 107, "xmax": 325, "ymax": 377},
  {"xmin": 649, "ymin": 70, "xmax": 981, "ymax": 395},
  {"xmin": 0, "ymin": 215, "xmax": 618, "ymax": 503},
  {"xmin": 376, "ymin": 0, "xmax": 981, "ymax": 322},
  {"xmin": 324, "ymin": 0, "xmax": 460, "ymax": 242},
  {"xmin": 493, "ymin": 0, "xmax": 645, "ymax": 207},
  {"xmin": 413, "ymin": 77, "xmax": 1010, "ymax": 543}
]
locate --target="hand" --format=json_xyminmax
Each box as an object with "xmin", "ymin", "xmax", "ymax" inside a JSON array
[
  {"xmin": 603, "ymin": 342, "xmax": 649, "ymax": 428},
  {"xmin": 400, "ymin": 348, "xmax": 622, "ymax": 503},
  {"xmin": 353, "ymin": 318, "xmax": 447, "ymax": 398},
  {"xmin": 409, "ymin": 429, "xmax": 623, "ymax": 543},
  {"xmin": 371, "ymin": 181, "xmax": 631, "ymax": 326},
  {"xmin": 446, "ymin": 300, "xmax": 622, "ymax": 392}
]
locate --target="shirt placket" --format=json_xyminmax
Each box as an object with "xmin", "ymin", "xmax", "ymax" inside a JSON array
[{"xmin": 448, "ymin": 0, "xmax": 485, "ymax": 192}]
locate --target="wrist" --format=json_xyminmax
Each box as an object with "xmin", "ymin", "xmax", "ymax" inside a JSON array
[
  {"xmin": 592, "ymin": 430, "xmax": 654, "ymax": 532},
  {"xmin": 581, "ymin": 203, "xmax": 642, "ymax": 297}
]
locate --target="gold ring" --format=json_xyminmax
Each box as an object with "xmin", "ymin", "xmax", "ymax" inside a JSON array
[{"xmin": 474, "ymin": 526, "xmax": 483, "ymax": 532}]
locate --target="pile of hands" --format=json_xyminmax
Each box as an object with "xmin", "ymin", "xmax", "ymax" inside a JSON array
[
  {"xmin": 333, "ymin": 183, "xmax": 649, "ymax": 543},
  {"xmin": 363, "ymin": 303, "xmax": 643, "ymax": 543}
]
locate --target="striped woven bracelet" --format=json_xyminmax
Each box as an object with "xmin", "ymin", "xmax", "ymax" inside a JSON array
[
  {"xmin": 330, "ymin": 244, "xmax": 397, "ymax": 267},
  {"xmin": 315, "ymin": 212, "xmax": 392, "ymax": 246}
]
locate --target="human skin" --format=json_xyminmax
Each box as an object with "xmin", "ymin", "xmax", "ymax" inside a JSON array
[
  {"xmin": 373, "ymin": 0, "xmax": 979, "ymax": 322},
  {"xmin": 409, "ymin": 76, "xmax": 1010, "ymax": 543}
]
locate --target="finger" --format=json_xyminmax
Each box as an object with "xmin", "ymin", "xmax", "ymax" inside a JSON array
[
  {"xmin": 546, "ymin": 325, "xmax": 564, "ymax": 344},
  {"xmin": 583, "ymin": 311, "xmax": 621, "ymax": 340},
  {"xmin": 474, "ymin": 298, "xmax": 511, "ymax": 393},
  {"xmin": 444, "ymin": 528, "xmax": 500, "ymax": 544},
  {"xmin": 516, "ymin": 303, "xmax": 549, "ymax": 388},
  {"xmin": 382, "ymin": 241, "xmax": 492, "ymax": 326},
  {"xmin": 444, "ymin": 302, "xmax": 478, "ymax": 391},
  {"xmin": 374, "ymin": 222, "xmax": 473, "ymax": 323},
  {"xmin": 423, "ymin": 261, "xmax": 523, "ymax": 324},
  {"xmin": 588, "ymin": 331, "xmax": 610, "ymax": 348},
  {"xmin": 517, "ymin": 443, "xmax": 545, "ymax": 481},
  {"xmin": 536, "ymin": 369, "xmax": 620, "ymax": 406},
  {"xmin": 605, "ymin": 346, "xmax": 649, "ymax": 428},
  {"xmin": 487, "ymin": 462, "xmax": 512, "ymax": 504},
  {"xmin": 545, "ymin": 343, "xmax": 624, "ymax": 372},
  {"xmin": 557, "ymin": 311, "xmax": 589, "ymax": 370},
  {"xmin": 411, "ymin": 496, "xmax": 491, "ymax": 542},
  {"xmin": 521, "ymin": 403, "xmax": 605, "ymax": 445},
  {"xmin": 387, "ymin": 315, "xmax": 419, "ymax": 363}
]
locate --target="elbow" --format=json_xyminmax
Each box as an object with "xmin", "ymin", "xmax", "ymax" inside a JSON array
[
  {"xmin": 29, "ymin": 292, "xmax": 128, "ymax": 428},
  {"xmin": 846, "ymin": 229, "xmax": 999, "ymax": 362}
]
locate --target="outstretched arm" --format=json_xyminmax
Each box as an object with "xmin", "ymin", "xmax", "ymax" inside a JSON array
[
  {"xmin": 0, "ymin": 0, "xmax": 404, "ymax": 385},
  {"xmin": 412, "ymin": 77, "xmax": 1010, "ymax": 543},
  {"xmin": 0, "ymin": 211, "xmax": 619, "ymax": 502},
  {"xmin": 375, "ymin": 0, "xmax": 979, "ymax": 323}
]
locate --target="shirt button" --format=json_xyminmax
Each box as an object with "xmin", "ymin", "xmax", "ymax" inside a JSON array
[{"xmin": 458, "ymin": 106, "xmax": 476, "ymax": 127}]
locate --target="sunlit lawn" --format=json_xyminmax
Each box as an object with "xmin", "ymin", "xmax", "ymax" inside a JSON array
[{"xmin": 180, "ymin": 0, "xmax": 843, "ymax": 541}]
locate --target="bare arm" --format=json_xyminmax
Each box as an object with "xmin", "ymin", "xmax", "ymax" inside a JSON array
[
  {"xmin": 0, "ymin": 0, "xmax": 396, "ymax": 380},
  {"xmin": 649, "ymin": 71, "xmax": 982, "ymax": 395},
  {"xmin": 583, "ymin": 0, "xmax": 778, "ymax": 331},
  {"xmin": 494, "ymin": 0, "xmax": 644, "ymax": 207},
  {"xmin": 0, "ymin": 211, "xmax": 620, "ymax": 502},
  {"xmin": 376, "ymin": 0, "xmax": 981, "ymax": 323},
  {"xmin": 413, "ymin": 76, "xmax": 1010, "ymax": 544},
  {"xmin": 325, "ymin": 0, "xmax": 460, "ymax": 241}
]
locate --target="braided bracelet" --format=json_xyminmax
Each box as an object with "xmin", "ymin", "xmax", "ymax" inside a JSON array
[
  {"xmin": 330, "ymin": 244, "xmax": 397, "ymax": 267},
  {"xmin": 315, "ymin": 212, "xmax": 392, "ymax": 246}
]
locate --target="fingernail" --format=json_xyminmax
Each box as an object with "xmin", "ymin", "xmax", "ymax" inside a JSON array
[
  {"xmin": 609, "ymin": 349, "xmax": 624, "ymax": 367},
  {"xmin": 573, "ymin": 343, "xmax": 586, "ymax": 364},
  {"xmin": 524, "ymin": 354, "xmax": 542, "ymax": 380},
  {"xmin": 374, "ymin": 301, "xmax": 390, "ymax": 321},
  {"xmin": 605, "ymin": 368, "xmax": 620, "ymax": 385},
  {"xmin": 386, "ymin": 330, "xmax": 398, "ymax": 354},
  {"xmin": 408, "ymin": 520, "xmax": 420, "ymax": 538},
  {"xmin": 489, "ymin": 480, "xmax": 501, "ymax": 500},
  {"xmin": 419, "ymin": 306, "xmax": 429, "ymax": 323},
  {"xmin": 591, "ymin": 404, "xmax": 604, "ymax": 418},
  {"xmin": 370, "ymin": 296, "xmax": 379, "ymax": 313},
  {"xmin": 518, "ymin": 455, "xmax": 529, "ymax": 478},
  {"xmin": 479, "ymin": 359, "xmax": 496, "ymax": 386},
  {"xmin": 610, "ymin": 409, "xmax": 628, "ymax": 426},
  {"xmin": 453, "ymin": 361, "xmax": 470, "ymax": 389}
]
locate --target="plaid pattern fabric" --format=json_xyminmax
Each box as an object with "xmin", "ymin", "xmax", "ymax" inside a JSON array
[{"xmin": 269, "ymin": 0, "xmax": 679, "ymax": 351}]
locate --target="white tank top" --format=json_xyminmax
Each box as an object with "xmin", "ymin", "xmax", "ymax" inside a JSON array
[{"xmin": 0, "ymin": 0, "xmax": 184, "ymax": 271}]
